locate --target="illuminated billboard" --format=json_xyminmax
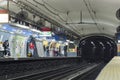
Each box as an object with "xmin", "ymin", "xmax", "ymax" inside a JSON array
[{"xmin": 0, "ymin": 13, "xmax": 9, "ymax": 23}]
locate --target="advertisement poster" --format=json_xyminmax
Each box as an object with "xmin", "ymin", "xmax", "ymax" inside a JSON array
[
  {"xmin": 117, "ymin": 44, "xmax": 120, "ymax": 56},
  {"xmin": 12, "ymin": 35, "xmax": 27, "ymax": 58}
]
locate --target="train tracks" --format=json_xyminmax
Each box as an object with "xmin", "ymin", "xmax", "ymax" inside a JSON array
[{"xmin": 9, "ymin": 63, "xmax": 103, "ymax": 80}]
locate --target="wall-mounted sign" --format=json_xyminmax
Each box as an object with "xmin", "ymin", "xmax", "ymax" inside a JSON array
[
  {"xmin": 39, "ymin": 31, "xmax": 52, "ymax": 37},
  {"xmin": 40, "ymin": 27, "xmax": 51, "ymax": 31},
  {"xmin": 54, "ymin": 35, "xmax": 66, "ymax": 41},
  {"xmin": 0, "ymin": 9, "xmax": 8, "ymax": 23}
]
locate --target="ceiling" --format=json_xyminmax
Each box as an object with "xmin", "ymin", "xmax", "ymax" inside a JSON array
[{"xmin": 1, "ymin": 0, "xmax": 120, "ymax": 37}]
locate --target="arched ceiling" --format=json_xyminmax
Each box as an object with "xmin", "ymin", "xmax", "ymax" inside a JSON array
[{"xmin": 1, "ymin": 0, "xmax": 120, "ymax": 37}]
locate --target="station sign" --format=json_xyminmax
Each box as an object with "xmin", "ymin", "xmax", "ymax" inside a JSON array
[{"xmin": 39, "ymin": 31, "xmax": 52, "ymax": 37}]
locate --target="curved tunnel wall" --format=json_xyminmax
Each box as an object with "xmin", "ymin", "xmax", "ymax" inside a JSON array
[{"xmin": 79, "ymin": 36, "xmax": 117, "ymax": 63}]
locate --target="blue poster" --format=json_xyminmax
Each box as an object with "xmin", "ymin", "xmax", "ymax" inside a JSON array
[{"xmin": 54, "ymin": 35, "xmax": 66, "ymax": 41}]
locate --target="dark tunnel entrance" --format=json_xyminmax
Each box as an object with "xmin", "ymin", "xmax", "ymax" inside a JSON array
[{"xmin": 79, "ymin": 36, "xmax": 117, "ymax": 63}]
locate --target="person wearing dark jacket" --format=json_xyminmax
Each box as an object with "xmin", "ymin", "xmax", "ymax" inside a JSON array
[
  {"xmin": 64, "ymin": 45, "xmax": 67, "ymax": 57},
  {"xmin": 3, "ymin": 40, "xmax": 10, "ymax": 56}
]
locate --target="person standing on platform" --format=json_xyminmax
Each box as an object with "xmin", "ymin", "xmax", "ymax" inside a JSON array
[
  {"xmin": 64, "ymin": 45, "xmax": 68, "ymax": 57},
  {"xmin": 46, "ymin": 46, "xmax": 49, "ymax": 57},
  {"xmin": 54, "ymin": 47, "xmax": 59, "ymax": 56},
  {"xmin": 3, "ymin": 40, "xmax": 10, "ymax": 57},
  {"xmin": 29, "ymin": 42, "xmax": 35, "ymax": 57}
]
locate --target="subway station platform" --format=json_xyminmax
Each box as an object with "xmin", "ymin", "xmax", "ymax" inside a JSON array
[{"xmin": 96, "ymin": 56, "xmax": 120, "ymax": 80}]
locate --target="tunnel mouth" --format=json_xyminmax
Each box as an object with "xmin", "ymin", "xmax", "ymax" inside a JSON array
[{"xmin": 79, "ymin": 35, "xmax": 117, "ymax": 63}]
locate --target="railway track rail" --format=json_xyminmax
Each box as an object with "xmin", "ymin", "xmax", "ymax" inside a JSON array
[{"xmin": 8, "ymin": 63, "xmax": 102, "ymax": 80}]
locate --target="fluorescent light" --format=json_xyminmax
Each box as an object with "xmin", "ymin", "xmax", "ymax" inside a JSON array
[
  {"xmin": 10, "ymin": 32, "xmax": 14, "ymax": 34},
  {"xmin": 31, "ymin": 29, "xmax": 41, "ymax": 33},
  {"xmin": 70, "ymin": 41, "xmax": 74, "ymax": 43},
  {"xmin": 16, "ymin": 24, "xmax": 29, "ymax": 29},
  {"xmin": 66, "ymin": 40, "xmax": 70, "ymax": 42},
  {"xmin": 118, "ymin": 40, "xmax": 120, "ymax": 43},
  {"xmin": 58, "ymin": 41, "xmax": 62, "ymax": 43},
  {"xmin": 52, "ymin": 39, "xmax": 56, "ymax": 42},
  {"xmin": 10, "ymin": 23, "xmax": 30, "ymax": 29}
]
